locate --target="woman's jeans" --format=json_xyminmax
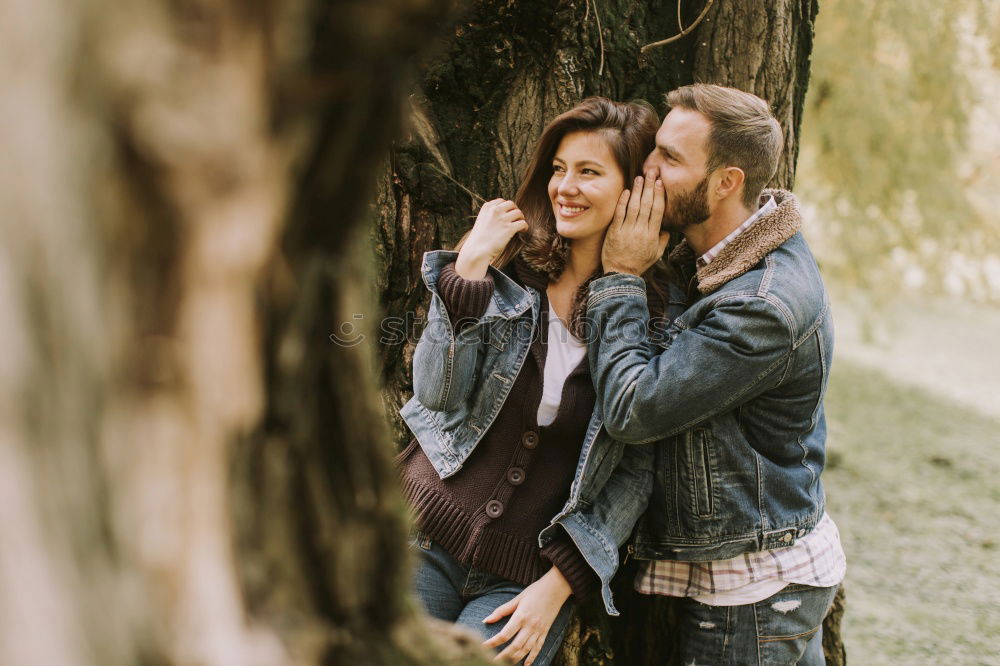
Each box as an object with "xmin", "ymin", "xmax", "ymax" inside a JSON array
[
  {"xmin": 674, "ymin": 583, "xmax": 839, "ymax": 665},
  {"xmin": 410, "ymin": 533, "xmax": 573, "ymax": 666}
]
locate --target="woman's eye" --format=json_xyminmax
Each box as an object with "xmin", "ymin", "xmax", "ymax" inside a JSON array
[
  {"xmin": 582, "ymin": 168, "xmax": 599, "ymax": 175},
  {"xmin": 552, "ymin": 164, "xmax": 565, "ymax": 173}
]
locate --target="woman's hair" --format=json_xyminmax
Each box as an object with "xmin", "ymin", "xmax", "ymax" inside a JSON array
[
  {"xmin": 455, "ymin": 97, "xmax": 665, "ymax": 337},
  {"xmin": 493, "ymin": 97, "xmax": 660, "ymax": 272}
]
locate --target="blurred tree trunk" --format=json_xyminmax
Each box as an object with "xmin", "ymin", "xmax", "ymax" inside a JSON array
[
  {"xmin": 0, "ymin": 0, "xmax": 492, "ymax": 664},
  {"xmin": 375, "ymin": 1, "xmax": 846, "ymax": 665}
]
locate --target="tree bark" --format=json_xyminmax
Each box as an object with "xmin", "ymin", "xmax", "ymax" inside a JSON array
[
  {"xmin": 375, "ymin": 2, "xmax": 843, "ymax": 665},
  {"xmin": 0, "ymin": 0, "xmax": 492, "ymax": 664}
]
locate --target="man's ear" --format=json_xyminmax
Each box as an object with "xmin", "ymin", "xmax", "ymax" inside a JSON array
[{"xmin": 714, "ymin": 166, "xmax": 745, "ymax": 201}]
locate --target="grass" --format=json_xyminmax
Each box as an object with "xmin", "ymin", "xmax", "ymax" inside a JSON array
[{"xmin": 823, "ymin": 360, "xmax": 1000, "ymax": 665}]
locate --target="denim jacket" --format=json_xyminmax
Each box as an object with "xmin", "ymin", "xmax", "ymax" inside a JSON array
[
  {"xmin": 400, "ymin": 250, "xmax": 654, "ymax": 615},
  {"xmin": 587, "ymin": 190, "xmax": 833, "ymax": 562}
]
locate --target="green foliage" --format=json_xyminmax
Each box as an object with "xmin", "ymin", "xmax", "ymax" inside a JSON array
[{"xmin": 798, "ymin": 0, "xmax": 1000, "ymax": 301}]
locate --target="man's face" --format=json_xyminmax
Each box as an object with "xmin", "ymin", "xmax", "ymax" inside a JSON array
[{"xmin": 642, "ymin": 108, "xmax": 713, "ymax": 233}]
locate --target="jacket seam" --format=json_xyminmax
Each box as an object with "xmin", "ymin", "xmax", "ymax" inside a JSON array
[
  {"xmin": 792, "ymin": 298, "xmax": 830, "ymax": 350},
  {"xmin": 757, "ymin": 254, "xmax": 775, "ymax": 296},
  {"xmin": 588, "ymin": 285, "xmax": 647, "ymax": 308},
  {"xmin": 652, "ymin": 294, "xmax": 795, "ymax": 439}
]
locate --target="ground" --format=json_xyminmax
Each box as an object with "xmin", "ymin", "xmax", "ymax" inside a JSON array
[{"xmin": 823, "ymin": 292, "xmax": 1000, "ymax": 665}]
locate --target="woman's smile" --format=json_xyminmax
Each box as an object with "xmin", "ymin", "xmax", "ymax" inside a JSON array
[
  {"xmin": 556, "ymin": 202, "xmax": 589, "ymax": 217},
  {"xmin": 548, "ymin": 130, "xmax": 626, "ymax": 242}
]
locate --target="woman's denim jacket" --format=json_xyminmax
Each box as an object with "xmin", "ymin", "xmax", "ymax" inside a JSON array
[
  {"xmin": 400, "ymin": 250, "xmax": 654, "ymax": 615},
  {"xmin": 586, "ymin": 218, "xmax": 833, "ymax": 562}
]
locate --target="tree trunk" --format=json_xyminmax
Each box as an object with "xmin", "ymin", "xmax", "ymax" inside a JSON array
[
  {"xmin": 375, "ymin": 1, "xmax": 845, "ymax": 665},
  {"xmin": 0, "ymin": 0, "xmax": 492, "ymax": 664}
]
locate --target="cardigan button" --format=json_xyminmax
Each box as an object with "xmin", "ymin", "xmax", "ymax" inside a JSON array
[
  {"xmin": 486, "ymin": 500, "xmax": 504, "ymax": 518},
  {"xmin": 507, "ymin": 467, "xmax": 525, "ymax": 485},
  {"xmin": 521, "ymin": 431, "xmax": 539, "ymax": 449}
]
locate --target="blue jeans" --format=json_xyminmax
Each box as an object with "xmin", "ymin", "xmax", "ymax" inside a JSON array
[
  {"xmin": 674, "ymin": 583, "xmax": 838, "ymax": 665},
  {"xmin": 410, "ymin": 533, "xmax": 573, "ymax": 666}
]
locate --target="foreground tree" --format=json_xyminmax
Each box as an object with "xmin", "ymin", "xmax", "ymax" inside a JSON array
[
  {"xmin": 0, "ymin": 0, "xmax": 489, "ymax": 664},
  {"xmin": 375, "ymin": 1, "xmax": 846, "ymax": 664}
]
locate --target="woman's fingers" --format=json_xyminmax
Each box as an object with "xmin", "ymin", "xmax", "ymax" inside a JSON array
[
  {"xmin": 483, "ymin": 598, "xmax": 518, "ymax": 626},
  {"xmin": 500, "ymin": 207, "xmax": 525, "ymax": 224},
  {"xmin": 482, "ymin": 619, "xmax": 518, "ymax": 648},
  {"xmin": 494, "ymin": 632, "xmax": 535, "ymax": 664},
  {"xmin": 524, "ymin": 639, "xmax": 544, "ymax": 666}
]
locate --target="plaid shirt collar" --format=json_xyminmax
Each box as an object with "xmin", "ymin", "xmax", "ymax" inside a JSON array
[{"xmin": 697, "ymin": 195, "xmax": 777, "ymax": 269}]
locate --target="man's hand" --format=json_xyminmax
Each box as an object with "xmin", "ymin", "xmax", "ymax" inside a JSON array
[
  {"xmin": 602, "ymin": 176, "xmax": 669, "ymax": 276},
  {"xmin": 481, "ymin": 567, "xmax": 571, "ymax": 665},
  {"xmin": 455, "ymin": 199, "xmax": 528, "ymax": 279}
]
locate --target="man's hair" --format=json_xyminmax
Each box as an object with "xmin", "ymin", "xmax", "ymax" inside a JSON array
[{"xmin": 665, "ymin": 84, "xmax": 783, "ymax": 208}]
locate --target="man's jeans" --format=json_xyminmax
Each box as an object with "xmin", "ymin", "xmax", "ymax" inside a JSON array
[
  {"xmin": 674, "ymin": 583, "xmax": 838, "ymax": 665},
  {"xmin": 410, "ymin": 533, "xmax": 573, "ymax": 666}
]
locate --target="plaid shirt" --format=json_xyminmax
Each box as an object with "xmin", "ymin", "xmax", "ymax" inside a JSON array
[
  {"xmin": 697, "ymin": 195, "xmax": 777, "ymax": 268},
  {"xmin": 635, "ymin": 513, "xmax": 846, "ymax": 601}
]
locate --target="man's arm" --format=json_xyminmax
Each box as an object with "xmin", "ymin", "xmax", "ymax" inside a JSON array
[{"xmin": 588, "ymin": 275, "xmax": 793, "ymax": 444}]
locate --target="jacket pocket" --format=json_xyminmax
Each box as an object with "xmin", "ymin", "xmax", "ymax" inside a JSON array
[{"xmin": 676, "ymin": 428, "xmax": 715, "ymax": 519}]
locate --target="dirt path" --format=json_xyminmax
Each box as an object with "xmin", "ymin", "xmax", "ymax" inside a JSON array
[{"xmin": 824, "ymin": 294, "xmax": 1000, "ymax": 664}]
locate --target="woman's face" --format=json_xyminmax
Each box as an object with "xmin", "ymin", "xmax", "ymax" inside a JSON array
[{"xmin": 547, "ymin": 130, "xmax": 626, "ymax": 243}]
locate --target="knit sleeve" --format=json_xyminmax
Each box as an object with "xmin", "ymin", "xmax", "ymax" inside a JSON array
[
  {"xmin": 540, "ymin": 531, "xmax": 599, "ymax": 601},
  {"xmin": 437, "ymin": 261, "xmax": 495, "ymax": 328}
]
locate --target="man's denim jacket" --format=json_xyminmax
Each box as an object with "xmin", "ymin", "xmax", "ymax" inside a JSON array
[
  {"xmin": 587, "ymin": 190, "xmax": 833, "ymax": 562},
  {"xmin": 400, "ymin": 250, "xmax": 654, "ymax": 615}
]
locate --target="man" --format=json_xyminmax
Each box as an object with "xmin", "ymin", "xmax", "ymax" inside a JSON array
[{"xmin": 588, "ymin": 83, "xmax": 846, "ymax": 664}]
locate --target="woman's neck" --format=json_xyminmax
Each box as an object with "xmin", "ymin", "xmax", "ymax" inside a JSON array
[{"xmin": 557, "ymin": 236, "xmax": 603, "ymax": 288}]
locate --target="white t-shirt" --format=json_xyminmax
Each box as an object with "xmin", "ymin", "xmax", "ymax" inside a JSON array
[{"xmin": 536, "ymin": 303, "xmax": 587, "ymax": 427}]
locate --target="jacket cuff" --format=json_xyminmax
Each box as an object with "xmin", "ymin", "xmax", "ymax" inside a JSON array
[
  {"xmin": 588, "ymin": 272, "xmax": 647, "ymax": 309},
  {"xmin": 540, "ymin": 532, "xmax": 599, "ymax": 601},
  {"xmin": 438, "ymin": 262, "xmax": 495, "ymax": 327}
]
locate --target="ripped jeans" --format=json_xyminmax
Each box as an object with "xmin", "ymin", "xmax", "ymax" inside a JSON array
[{"xmin": 674, "ymin": 583, "xmax": 839, "ymax": 665}]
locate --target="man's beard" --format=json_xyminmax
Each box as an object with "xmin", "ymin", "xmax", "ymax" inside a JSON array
[{"xmin": 661, "ymin": 175, "xmax": 710, "ymax": 232}]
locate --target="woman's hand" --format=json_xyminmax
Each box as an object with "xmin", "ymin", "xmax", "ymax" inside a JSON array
[
  {"xmin": 455, "ymin": 199, "xmax": 528, "ymax": 279},
  {"xmin": 481, "ymin": 566, "xmax": 571, "ymax": 665}
]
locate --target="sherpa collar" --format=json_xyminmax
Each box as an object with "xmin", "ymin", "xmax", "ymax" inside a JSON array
[{"xmin": 667, "ymin": 188, "xmax": 802, "ymax": 294}]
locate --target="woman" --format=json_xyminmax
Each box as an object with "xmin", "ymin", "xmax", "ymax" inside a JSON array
[{"xmin": 397, "ymin": 97, "xmax": 669, "ymax": 666}]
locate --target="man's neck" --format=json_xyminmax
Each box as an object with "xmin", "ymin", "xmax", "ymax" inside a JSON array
[{"xmin": 683, "ymin": 198, "xmax": 755, "ymax": 258}]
